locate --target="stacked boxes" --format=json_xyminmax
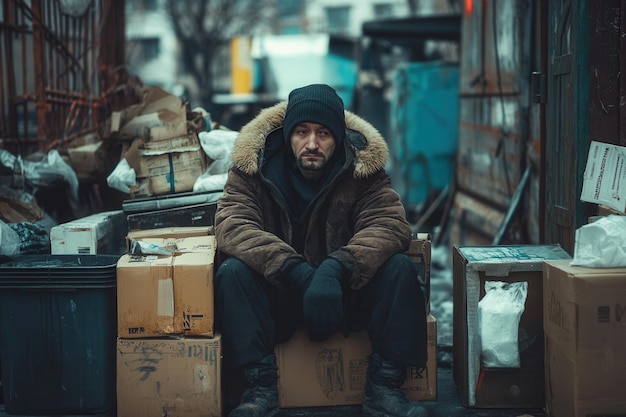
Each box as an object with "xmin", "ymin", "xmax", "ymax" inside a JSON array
[{"xmin": 115, "ymin": 227, "xmax": 221, "ymax": 417}]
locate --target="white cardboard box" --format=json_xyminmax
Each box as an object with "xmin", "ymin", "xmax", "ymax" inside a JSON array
[{"xmin": 50, "ymin": 210, "xmax": 127, "ymax": 255}]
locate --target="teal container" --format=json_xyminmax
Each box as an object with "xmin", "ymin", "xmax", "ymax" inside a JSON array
[
  {"xmin": 389, "ymin": 61, "xmax": 460, "ymax": 211},
  {"xmin": 0, "ymin": 255, "xmax": 118, "ymax": 415}
]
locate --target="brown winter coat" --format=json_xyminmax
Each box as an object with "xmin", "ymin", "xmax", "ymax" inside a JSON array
[{"xmin": 214, "ymin": 101, "xmax": 412, "ymax": 290}]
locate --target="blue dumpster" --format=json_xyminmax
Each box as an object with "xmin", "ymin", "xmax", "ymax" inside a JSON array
[
  {"xmin": 389, "ymin": 61, "xmax": 459, "ymax": 212},
  {"xmin": 0, "ymin": 254, "xmax": 119, "ymax": 415}
]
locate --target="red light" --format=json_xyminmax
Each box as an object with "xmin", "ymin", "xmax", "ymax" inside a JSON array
[{"xmin": 465, "ymin": 0, "xmax": 473, "ymax": 14}]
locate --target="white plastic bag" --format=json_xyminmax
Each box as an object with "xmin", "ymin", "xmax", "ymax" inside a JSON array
[
  {"xmin": 478, "ymin": 281, "xmax": 528, "ymax": 368},
  {"xmin": 571, "ymin": 214, "xmax": 626, "ymax": 267},
  {"xmin": 106, "ymin": 158, "xmax": 137, "ymax": 194}
]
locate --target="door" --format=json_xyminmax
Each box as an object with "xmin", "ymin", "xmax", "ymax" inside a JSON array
[{"xmin": 544, "ymin": 0, "xmax": 590, "ymax": 253}]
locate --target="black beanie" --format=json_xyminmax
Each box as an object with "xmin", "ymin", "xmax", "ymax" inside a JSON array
[{"xmin": 283, "ymin": 84, "xmax": 346, "ymax": 145}]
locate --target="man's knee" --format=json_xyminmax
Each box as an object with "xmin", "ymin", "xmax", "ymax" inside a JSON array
[
  {"xmin": 216, "ymin": 257, "xmax": 255, "ymax": 290},
  {"xmin": 382, "ymin": 253, "xmax": 424, "ymax": 294}
]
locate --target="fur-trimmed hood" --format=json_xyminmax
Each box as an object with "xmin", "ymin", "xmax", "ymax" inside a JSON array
[{"xmin": 230, "ymin": 101, "xmax": 389, "ymax": 178}]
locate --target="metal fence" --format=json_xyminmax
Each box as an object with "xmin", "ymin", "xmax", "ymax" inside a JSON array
[{"xmin": 0, "ymin": 0, "xmax": 139, "ymax": 156}]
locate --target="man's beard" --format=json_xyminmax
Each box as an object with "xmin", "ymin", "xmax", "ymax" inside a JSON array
[{"xmin": 296, "ymin": 152, "xmax": 328, "ymax": 171}]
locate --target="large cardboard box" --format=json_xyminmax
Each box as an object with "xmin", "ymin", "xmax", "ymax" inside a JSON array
[
  {"xmin": 117, "ymin": 239, "xmax": 215, "ymax": 338},
  {"xmin": 452, "ymin": 245, "xmax": 571, "ymax": 408},
  {"xmin": 50, "ymin": 210, "xmax": 127, "ymax": 255},
  {"xmin": 406, "ymin": 234, "xmax": 431, "ymax": 315},
  {"xmin": 276, "ymin": 315, "xmax": 437, "ymax": 408},
  {"xmin": 116, "ymin": 335, "xmax": 222, "ymax": 417},
  {"xmin": 543, "ymin": 260, "xmax": 626, "ymax": 417}
]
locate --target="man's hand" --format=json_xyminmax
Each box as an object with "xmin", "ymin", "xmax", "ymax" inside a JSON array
[
  {"xmin": 286, "ymin": 261, "xmax": 315, "ymax": 294},
  {"xmin": 303, "ymin": 258, "xmax": 345, "ymax": 342}
]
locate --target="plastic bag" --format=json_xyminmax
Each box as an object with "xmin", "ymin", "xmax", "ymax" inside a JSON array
[
  {"xmin": 478, "ymin": 281, "xmax": 528, "ymax": 368},
  {"xmin": 106, "ymin": 158, "xmax": 137, "ymax": 194},
  {"xmin": 571, "ymin": 214, "xmax": 626, "ymax": 267},
  {"xmin": 0, "ymin": 219, "xmax": 20, "ymax": 255},
  {"xmin": 1, "ymin": 149, "xmax": 78, "ymax": 203}
]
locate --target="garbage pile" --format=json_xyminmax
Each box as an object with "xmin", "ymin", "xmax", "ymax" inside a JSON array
[{"xmin": 0, "ymin": 85, "xmax": 238, "ymax": 255}]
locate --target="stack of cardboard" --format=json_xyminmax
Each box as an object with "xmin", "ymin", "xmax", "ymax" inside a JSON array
[
  {"xmin": 115, "ymin": 226, "xmax": 221, "ymax": 417},
  {"xmin": 537, "ymin": 140, "xmax": 626, "ymax": 416},
  {"xmin": 107, "ymin": 87, "xmax": 209, "ymax": 199}
]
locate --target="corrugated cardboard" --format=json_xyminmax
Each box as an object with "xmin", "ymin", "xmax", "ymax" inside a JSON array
[
  {"xmin": 116, "ymin": 335, "xmax": 221, "ymax": 417},
  {"xmin": 50, "ymin": 209, "xmax": 127, "ymax": 255},
  {"xmin": 126, "ymin": 226, "xmax": 213, "ymax": 252},
  {"xmin": 598, "ymin": 204, "xmax": 624, "ymax": 216},
  {"xmin": 543, "ymin": 260, "xmax": 626, "ymax": 417},
  {"xmin": 125, "ymin": 133, "xmax": 208, "ymax": 198},
  {"xmin": 116, "ymin": 242, "xmax": 215, "ymax": 337},
  {"xmin": 67, "ymin": 141, "xmax": 109, "ymax": 181},
  {"xmin": 452, "ymin": 245, "xmax": 571, "ymax": 408},
  {"xmin": 406, "ymin": 234, "xmax": 431, "ymax": 314},
  {"xmin": 276, "ymin": 315, "xmax": 437, "ymax": 408}
]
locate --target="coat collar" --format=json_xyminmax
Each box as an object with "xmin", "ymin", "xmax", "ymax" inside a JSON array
[{"xmin": 230, "ymin": 101, "xmax": 389, "ymax": 178}]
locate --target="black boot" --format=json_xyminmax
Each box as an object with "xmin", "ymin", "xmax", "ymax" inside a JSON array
[
  {"xmin": 229, "ymin": 354, "xmax": 279, "ymax": 417},
  {"xmin": 363, "ymin": 353, "xmax": 428, "ymax": 417}
]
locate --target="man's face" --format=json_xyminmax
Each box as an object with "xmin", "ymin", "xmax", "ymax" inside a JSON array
[{"xmin": 290, "ymin": 122, "xmax": 336, "ymax": 177}]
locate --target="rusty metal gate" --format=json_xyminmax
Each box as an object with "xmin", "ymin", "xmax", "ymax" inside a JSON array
[{"xmin": 0, "ymin": 0, "xmax": 137, "ymax": 157}]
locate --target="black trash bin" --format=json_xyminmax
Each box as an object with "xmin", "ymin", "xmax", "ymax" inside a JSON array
[{"xmin": 0, "ymin": 254, "xmax": 119, "ymax": 415}]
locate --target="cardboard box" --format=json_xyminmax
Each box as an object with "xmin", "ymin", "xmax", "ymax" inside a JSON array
[
  {"xmin": 125, "ymin": 134, "xmax": 208, "ymax": 198},
  {"xmin": 276, "ymin": 315, "xmax": 437, "ymax": 408},
  {"xmin": 126, "ymin": 203, "xmax": 217, "ymax": 231},
  {"xmin": 580, "ymin": 140, "xmax": 626, "ymax": 213},
  {"xmin": 406, "ymin": 234, "xmax": 431, "ymax": 314},
  {"xmin": 116, "ymin": 241, "xmax": 215, "ymax": 337},
  {"xmin": 50, "ymin": 210, "xmax": 127, "ymax": 255},
  {"xmin": 116, "ymin": 335, "xmax": 222, "ymax": 417},
  {"xmin": 598, "ymin": 204, "xmax": 624, "ymax": 216},
  {"xmin": 543, "ymin": 260, "xmax": 626, "ymax": 417},
  {"xmin": 452, "ymin": 245, "xmax": 571, "ymax": 408},
  {"xmin": 67, "ymin": 141, "xmax": 109, "ymax": 181}
]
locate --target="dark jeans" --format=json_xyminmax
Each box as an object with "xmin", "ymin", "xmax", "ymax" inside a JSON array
[{"xmin": 215, "ymin": 253, "xmax": 428, "ymax": 370}]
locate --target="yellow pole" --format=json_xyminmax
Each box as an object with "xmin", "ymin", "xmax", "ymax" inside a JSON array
[{"xmin": 231, "ymin": 36, "xmax": 252, "ymax": 94}]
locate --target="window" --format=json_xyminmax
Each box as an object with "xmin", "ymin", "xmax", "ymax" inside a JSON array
[
  {"xmin": 127, "ymin": 37, "xmax": 160, "ymax": 65},
  {"xmin": 373, "ymin": 3, "xmax": 394, "ymax": 19},
  {"xmin": 325, "ymin": 6, "xmax": 351, "ymax": 34}
]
